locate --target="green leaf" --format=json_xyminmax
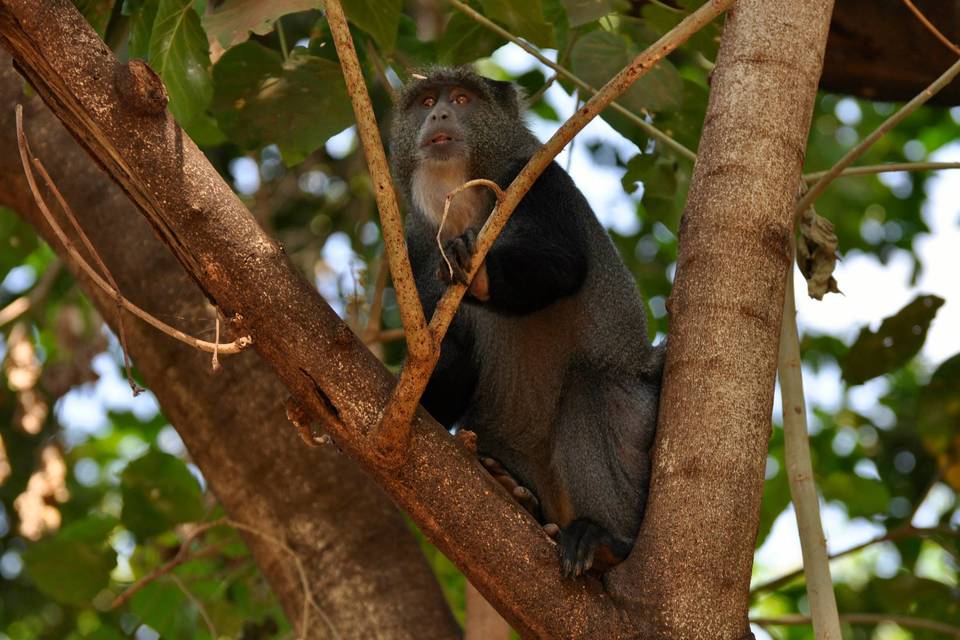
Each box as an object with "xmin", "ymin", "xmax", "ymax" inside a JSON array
[
  {"xmin": 917, "ymin": 352, "xmax": 960, "ymax": 490},
  {"xmin": 820, "ymin": 472, "xmax": 890, "ymax": 518},
  {"xmin": 202, "ymin": 0, "xmax": 324, "ymax": 48},
  {"xmin": 571, "ymin": 30, "xmax": 682, "ymax": 114},
  {"xmin": 121, "ymin": 449, "xmax": 205, "ymax": 539},
  {"xmin": 212, "ymin": 42, "xmax": 354, "ymax": 165},
  {"xmin": 124, "ymin": 0, "xmax": 159, "ymax": 59},
  {"xmin": 23, "ymin": 515, "xmax": 118, "ymax": 606},
  {"xmin": 148, "ymin": 0, "xmax": 213, "ymax": 125},
  {"xmin": 342, "ymin": 0, "xmax": 402, "ymax": 53},
  {"xmin": 129, "ymin": 582, "xmax": 190, "ymax": 637},
  {"xmin": 561, "ymin": 0, "xmax": 611, "ymax": 27},
  {"xmin": 74, "ymin": 0, "xmax": 116, "ymax": 37},
  {"xmin": 437, "ymin": 11, "xmax": 505, "ymax": 66},
  {"xmin": 840, "ymin": 294, "xmax": 945, "ymax": 385},
  {"xmin": 479, "ymin": 0, "xmax": 555, "ymax": 48}
]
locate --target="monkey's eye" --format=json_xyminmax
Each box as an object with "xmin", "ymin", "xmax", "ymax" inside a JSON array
[
  {"xmin": 452, "ymin": 93, "xmax": 470, "ymax": 106},
  {"xmin": 422, "ymin": 96, "xmax": 437, "ymax": 108}
]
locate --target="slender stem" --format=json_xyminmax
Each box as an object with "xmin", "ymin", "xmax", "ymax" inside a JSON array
[
  {"xmin": 276, "ymin": 17, "xmax": 289, "ymax": 61},
  {"xmin": 795, "ymin": 56, "xmax": 960, "ymax": 214},
  {"xmin": 752, "ymin": 613, "xmax": 960, "ymax": 637},
  {"xmin": 900, "ymin": 0, "xmax": 960, "ymax": 57},
  {"xmin": 750, "ymin": 524, "xmax": 952, "ymax": 595},
  {"xmin": 777, "ymin": 262, "xmax": 842, "ymax": 639},
  {"xmin": 448, "ymin": 0, "xmax": 699, "ymax": 163},
  {"xmin": 371, "ymin": 0, "xmax": 737, "ymax": 467},
  {"xmin": 802, "ymin": 161, "xmax": 960, "ymax": 182},
  {"xmin": 325, "ymin": 0, "xmax": 431, "ymax": 368}
]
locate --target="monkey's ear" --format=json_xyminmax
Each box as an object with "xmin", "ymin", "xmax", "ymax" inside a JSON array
[{"xmin": 481, "ymin": 78, "xmax": 522, "ymax": 117}]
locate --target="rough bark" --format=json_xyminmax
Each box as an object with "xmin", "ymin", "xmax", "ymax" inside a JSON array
[
  {"xmin": 0, "ymin": 2, "xmax": 621, "ymax": 637},
  {"xmin": 0, "ymin": 54, "xmax": 458, "ymax": 640},
  {"xmin": 606, "ymin": 1, "xmax": 835, "ymax": 639}
]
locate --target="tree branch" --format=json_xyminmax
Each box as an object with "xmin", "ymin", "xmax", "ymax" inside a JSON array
[
  {"xmin": 752, "ymin": 613, "xmax": 960, "ymax": 637},
  {"xmin": 449, "ymin": 0, "xmax": 698, "ymax": 163},
  {"xmin": 796, "ymin": 56, "xmax": 960, "ymax": 214},
  {"xmin": 777, "ymin": 263, "xmax": 841, "ymax": 639},
  {"xmin": 325, "ymin": 0, "xmax": 430, "ymax": 366},
  {"xmin": 802, "ymin": 161, "xmax": 960, "ymax": 182},
  {"xmin": 900, "ymin": 0, "xmax": 960, "ymax": 57}
]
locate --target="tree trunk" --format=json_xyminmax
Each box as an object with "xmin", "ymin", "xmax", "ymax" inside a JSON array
[
  {"xmin": 0, "ymin": 53, "xmax": 459, "ymax": 640},
  {"xmin": 606, "ymin": 1, "xmax": 835, "ymax": 638}
]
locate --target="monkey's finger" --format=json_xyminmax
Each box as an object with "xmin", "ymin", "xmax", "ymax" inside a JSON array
[
  {"xmin": 543, "ymin": 523, "xmax": 560, "ymax": 539},
  {"xmin": 462, "ymin": 228, "xmax": 478, "ymax": 253},
  {"xmin": 495, "ymin": 474, "xmax": 519, "ymax": 493}
]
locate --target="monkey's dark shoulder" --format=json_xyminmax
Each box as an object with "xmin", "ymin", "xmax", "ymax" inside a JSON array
[{"xmin": 480, "ymin": 158, "xmax": 593, "ymax": 315}]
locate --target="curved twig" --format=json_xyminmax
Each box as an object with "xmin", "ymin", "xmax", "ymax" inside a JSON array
[
  {"xmin": 16, "ymin": 105, "xmax": 252, "ymax": 359},
  {"xmin": 437, "ymin": 179, "xmax": 505, "ymax": 280},
  {"xmin": 803, "ymin": 161, "xmax": 960, "ymax": 182}
]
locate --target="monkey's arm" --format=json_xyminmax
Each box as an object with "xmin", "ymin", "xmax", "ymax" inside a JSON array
[{"xmin": 481, "ymin": 161, "xmax": 589, "ymax": 314}]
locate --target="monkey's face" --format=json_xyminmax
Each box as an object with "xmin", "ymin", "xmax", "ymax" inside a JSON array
[{"xmin": 410, "ymin": 83, "xmax": 479, "ymax": 163}]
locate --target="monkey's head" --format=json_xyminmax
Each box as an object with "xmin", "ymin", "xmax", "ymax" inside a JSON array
[{"xmin": 389, "ymin": 67, "xmax": 539, "ymax": 196}]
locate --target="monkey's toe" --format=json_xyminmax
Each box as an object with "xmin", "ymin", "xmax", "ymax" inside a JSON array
[{"xmin": 558, "ymin": 519, "xmax": 632, "ymax": 578}]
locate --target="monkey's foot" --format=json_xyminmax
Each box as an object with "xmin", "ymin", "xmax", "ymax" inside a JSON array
[
  {"xmin": 438, "ymin": 229, "xmax": 477, "ymax": 285},
  {"xmin": 559, "ymin": 519, "xmax": 633, "ymax": 578},
  {"xmin": 480, "ymin": 456, "xmax": 542, "ymax": 519}
]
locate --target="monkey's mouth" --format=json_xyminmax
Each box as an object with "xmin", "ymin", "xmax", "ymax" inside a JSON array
[{"xmin": 425, "ymin": 133, "xmax": 456, "ymax": 146}]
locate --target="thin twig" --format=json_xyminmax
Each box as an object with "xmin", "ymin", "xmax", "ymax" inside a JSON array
[
  {"xmin": 750, "ymin": 525, "xmax": 954, "ymax": 595},
  {"xmin": 900, "ymin": 0, "xmax": 960, "ymax": 57},
  {"xmin": 362, "ymin": 256, "xmax": 389, "ymax": 342},
  {"xmin": 0, "ymin": 258, "xmax": 61, "ymax": 328},
  {"xmin": 365, "ymin": 39, "xmax": 399, "ymax": 104},
  {"xmin": 170, "ymin": 574, "xmax": 218, "ymax": 639},
  {"xmin": 802, "ymin": 161, "xmax": 960, "ymax": 182},
  {"xmin": 16, "ymin": 105, "xmax": 252, "ymax": 360},
  {"xmin": 34, "ymin": 156, "xmax": 143, "ymax": 394},
  {"xmin": 448, "ymin": 0, "xmax": 699, "ymax": 163},
  {"xmin": 751, "ymin": 613, "xmax": 960, "ymax": 637},
  {"xmin": 364, "ymin": 327, "xmax": 404, "ymax": 345},
  {"xmin": 437, "ymin": 179, "xmax": 505, "ymax": 280},
  {"xmin": 795, "ymin": 57, "xmax": 960, "ymax": 214},
  {"xmin": 111, "ymin": 518, "xmax": 228, "ymax": 609},
  {"xmin": 371, "ymin": 0, "xmax": 737, "ymax": 467},
  {"xmin": 777, "ymin": 260, "xmax": 841, "ymax": 639},
  {"xmin": 226, "ymin": 518, "xmax": 340, "ymax": 640},
  {"xmin": 325, "ymin": 0, "xmax": 431, "ymax": 365}
]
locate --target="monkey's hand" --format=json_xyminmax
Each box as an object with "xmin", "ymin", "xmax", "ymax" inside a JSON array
[
  {"xmin": 559, "ymin": 519, "xmax": 633, "ymax": 578},
  {"xmin": 437, "ymin": 229, "xmax": 477, "ymax": 286}
]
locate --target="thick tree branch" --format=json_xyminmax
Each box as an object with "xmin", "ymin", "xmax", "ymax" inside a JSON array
[
  {"xmin": 0, "ymin": 56, "xmax": 458, "ymax": 639},
  {"xmin": 605, "ymin": 1, "xmax": 836, "ymax": 637},
  {"xmin": 0, "ymin": 3, "xmax": 624, "ymax": 636}
]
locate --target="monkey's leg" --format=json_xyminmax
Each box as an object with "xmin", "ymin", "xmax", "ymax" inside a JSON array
[{"xmin": 551, "ymin": 376, "xmax": 654, "ymax": 578}]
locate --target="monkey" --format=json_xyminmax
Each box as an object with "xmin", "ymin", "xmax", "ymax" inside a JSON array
[{"xmin": 389, "ymin": 67, "xmax": 665, "ymax": 578}]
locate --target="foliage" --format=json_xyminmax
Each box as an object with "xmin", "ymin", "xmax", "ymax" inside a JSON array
[{"xmin": 5, "ymin": 0, "xmax": 958, "ymax": 637}]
